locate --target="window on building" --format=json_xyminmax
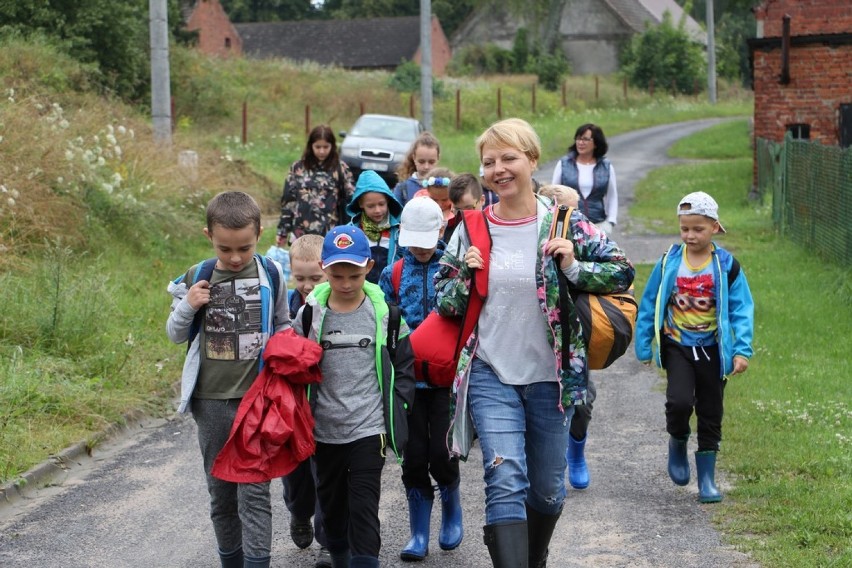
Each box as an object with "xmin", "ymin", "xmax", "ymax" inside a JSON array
[
  {"xmin": 786, "ymin": 123, "xmax": 810, "ymax": 140},
  {"xmin": 840, "ymin": 104, "xmax": 852, "ymax": 148},
  {"xmin": 225, "ymin": 37, "xmax": 231, "ymax": 50}
]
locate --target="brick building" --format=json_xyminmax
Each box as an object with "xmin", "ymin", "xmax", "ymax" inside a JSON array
[
  {"xmin": 750, "ymin": 0, "xmax": 852, "ymax": 147},
  {"xmin": 185, "ymin": 0, "xmax": 243, "ymax": 58}
]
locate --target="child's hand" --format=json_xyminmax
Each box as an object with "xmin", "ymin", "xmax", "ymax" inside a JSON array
[
  {"xmin": 464, "ymin": 246, "xmax": 484, "ymax": 270},
  {"xmin": 729, "ymin": 356, "xmax": 749, "ymax": 376},
  {"xmin": 187, "ymin": 280, "xmax": 211, "ymax": 310},
  {"xmin": 544, "ymin": 237, "xmax": 575, "ymax": 269}
]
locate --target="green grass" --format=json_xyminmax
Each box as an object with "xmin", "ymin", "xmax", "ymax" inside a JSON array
[{"xmin": 630, "ymin": 119, "xmax": 852, "ymax": 567}]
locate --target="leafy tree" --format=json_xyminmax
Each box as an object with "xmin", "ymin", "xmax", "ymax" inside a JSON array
[
  {"xmin": 0, "ymin": 0, "xmax": 151, "ymax": 100},
  {"xmin": 511, "ymin": 28, "xmax": 530, "ymax": 73},
  {"xmin": 621, "ymin": 10, "xmax": 706, "ymax": 93},
  {"xmin": 319, "ymin": 0, "xmax": 474, "ymax": 37}
]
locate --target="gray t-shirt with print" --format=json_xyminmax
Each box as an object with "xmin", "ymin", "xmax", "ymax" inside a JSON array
[{"xmin": 313, "ymin": 299, "xmax": 386, "ymax": 444}]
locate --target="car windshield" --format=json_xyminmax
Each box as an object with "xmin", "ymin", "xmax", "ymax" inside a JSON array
[{"xmin": 350, "ymin": 116, "xmax": 418, "ymax": 142}]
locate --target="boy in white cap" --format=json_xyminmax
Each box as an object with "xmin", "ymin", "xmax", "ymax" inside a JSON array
[
  {"xmin": 294, "ymin": 225, "xmax": 416, "ymax": 568},
  {"xmin": 378, "ymin": 198, "xmax": 464, "ymax": 561},
  {"xmin": 635, "ymin": 191, "xmax": 754, "ymax": 503}
]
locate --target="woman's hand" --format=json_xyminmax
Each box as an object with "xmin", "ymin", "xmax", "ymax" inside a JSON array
[
  {"xmin": 544, "ymin": 237, "xmax": 576, "ymax": 270},
  {"xmin": 464, "ymin": 245, "xmax": 484, "ymax": 270}
]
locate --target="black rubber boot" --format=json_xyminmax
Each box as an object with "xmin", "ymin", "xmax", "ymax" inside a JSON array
[
  {"xmin": 483, "ymin": 521, "xmax": 528, "ymax": 568},
  {"xmin": 526, "ymin": 505, "xmax": 561, "ymax": 568},
  {"xmin": 218, "ymin": 546, "xmax": 243, "ymax": 568}
]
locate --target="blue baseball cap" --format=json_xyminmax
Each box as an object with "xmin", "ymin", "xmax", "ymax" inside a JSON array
[{"xmin": 321, "ymin": 226, "xmax": 372, "ymax": 268}]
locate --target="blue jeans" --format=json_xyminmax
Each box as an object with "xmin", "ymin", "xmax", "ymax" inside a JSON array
[{"xmin": 468, "ymin": 358, "xmax": 573, "ymax": 524}]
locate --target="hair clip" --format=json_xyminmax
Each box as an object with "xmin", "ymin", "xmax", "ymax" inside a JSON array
[{"xmin": 421, "ymin": 176, "xmax": 451, "ymax": 188}]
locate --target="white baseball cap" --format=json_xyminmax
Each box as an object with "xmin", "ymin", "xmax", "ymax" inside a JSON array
[
  {"xmin": 399, "ymin": 197, "xmax": 444, "ymax": 248},
  {"xmin": 677, "ymin": 191, "xmax": 727, "ymax": 233}
]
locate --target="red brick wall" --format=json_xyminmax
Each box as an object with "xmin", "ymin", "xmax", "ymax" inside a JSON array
[
  {"xmin": 186, "ymin": 0, "xmax": 243, "ymax": 58},
  {"xmin": 755, "ymin": 0, "xmax": 852, "ymax": 37},
  {"xmin": 752, "ymin": 0, "xmax": 852, "ymax": 146},
  {"xmin": 412, "ymin": 16, "xmax": 452, "ymax": 76}
]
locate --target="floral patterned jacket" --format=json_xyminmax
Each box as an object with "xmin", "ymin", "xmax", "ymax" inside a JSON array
[
  {"xmin": 434, "ymin": 197, "xmax": 634, "ymax": 458},
  {"xmin": 276, "ymin": 159, "xmax": 355, "ymax": 242}
]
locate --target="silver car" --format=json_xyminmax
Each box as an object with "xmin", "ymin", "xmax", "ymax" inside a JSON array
[{"xmin": 339, "ymin": 114, "xmax": 425, "ymax": 186}]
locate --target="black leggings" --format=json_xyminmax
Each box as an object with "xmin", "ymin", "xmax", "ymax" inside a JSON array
[{"xmin": 663, "ymin": 337, "xmax": 726, "ymax": 452}]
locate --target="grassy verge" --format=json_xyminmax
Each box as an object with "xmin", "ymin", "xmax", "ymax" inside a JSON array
[{"xmin": 630, "ymin": 119, "xmax": 852, "ymax": 567}]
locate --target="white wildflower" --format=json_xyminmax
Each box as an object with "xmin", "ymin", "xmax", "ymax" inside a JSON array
[
  {"xmin": 0, "ymin": 135, "xmax": 4, "ymax": 143},
  {"xmin": 107, "ymin": 124, "xmax": 115, "ymax": 134},
  {"xmin": 65, "ymin": 149, "xmax": 75, "ymax": 161},
  {"xmin": 10, "ymin": 189, "xmax": 19, "ymax": 199},
  {"xmin": 83, "ymin": 149, "xmax": 95, "ymax": 163},
  {"xmin": 96, "ymin": 156, "xmax": 106, "ymax": 167},
  {"xmin": 57, "ymin": 177, "xmax": 64, "ymax": 184},
  {"xmin": 59, "ymin": 119, "xmax": 69, "ymax": 129},
  {"xmin": 101, "ymin": 182, "xmax": 114, "ymax": 194},
  {"xmin": 0, "ymin": 184, "xmax": 6, "ymax": 193},
  {"xmin": 111, "ymin": 172, "xmax": 122, "ymax": 186},
  {"xmin": 6, "ymin": 198, "xmax": 14, "ymax": 207},
  {"xmin": 114, "ymin": 145, "xmax": 122, "ymax": 158},
  {"xmin": 35, "ymin": 103, "xmax": 44, "ymax": 110},
  {"xmin": 117, "ymin": 125, "xmax": 127, "ymax": 135},
  {"xmin": 128, "ymin": 129, "xmax": 135, "ymax": 139},
  {"xmin": 106, "ymin": 134, "xmax": 117, "ymax": 145}
]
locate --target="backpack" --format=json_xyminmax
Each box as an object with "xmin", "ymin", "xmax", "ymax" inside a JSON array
[
  {"xmin": 187, "ymin": 254, "xmax": 282, "ymax": 349},
  {"xmin": 391, "ymin": 210, "xmax": 491, "ymax": 387},
  {"xmin": 550, "ymin": 206, "xmax": 638, "ymax": 370}
]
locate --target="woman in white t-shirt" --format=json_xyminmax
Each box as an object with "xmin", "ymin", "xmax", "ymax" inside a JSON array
[{"xmin": 434, "ymin": 118, "xmax": 634, "ymax": 568}]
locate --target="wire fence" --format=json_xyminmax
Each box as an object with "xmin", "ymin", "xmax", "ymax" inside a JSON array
[{"xmin": 756, "ymin": 134, "xmax": 852, "ymax": 266}]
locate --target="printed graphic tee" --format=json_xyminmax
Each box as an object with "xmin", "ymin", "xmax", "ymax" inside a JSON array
[
  {"xmin": 663, "ymin": 249, "xmax": 718, "ymax": 346},
  {"xmin": 195, "ymin": 262, "xmax": 263, "ymax": 399}
]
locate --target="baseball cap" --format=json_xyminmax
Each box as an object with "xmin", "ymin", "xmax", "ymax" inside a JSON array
[
  {"xmin": 321, "ymin": 226, "xmax": 372, "ymax": 268},
  {"xmin": 677, "ymin": 191, "xmax": 727, "ymax": 233},
  {"xmin": 399, "ymin": 197, "xmax": 444, "ymax": 249}
]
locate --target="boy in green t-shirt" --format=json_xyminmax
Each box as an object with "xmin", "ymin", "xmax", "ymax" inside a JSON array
[{"xmin": 166, "ymin": 191, "xmax": 290, "ymax": 568}]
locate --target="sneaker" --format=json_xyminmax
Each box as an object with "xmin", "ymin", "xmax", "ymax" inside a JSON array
[
  {"xmin": 290, "ymin": 518, "xmax": 314, "ymax": 549},
  {"xmin": 315, "ymin": 547, "xmax": 332, "ymax": 568}
]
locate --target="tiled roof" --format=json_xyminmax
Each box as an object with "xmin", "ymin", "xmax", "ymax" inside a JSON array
[
  {"xmin": 234, "ymin": 16, "xmax": 422, "ymax": 68},
  {"xmin": 621, "ymin": 0, "xmax": 707, "ymax": 42}
]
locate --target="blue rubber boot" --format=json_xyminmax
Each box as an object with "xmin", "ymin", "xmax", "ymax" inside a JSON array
[
  {"xmin": 566, "ymin": 435, "xmax": 590, "ymax": 489},
  {"xmin": 400, "ymin": 488, "xmax": 433, "ymax": 561},
  {"xmin": 668, "ymin": 435, "xmax": 690, "ymax": 486},
  {"xmin": 438, "ymin": 483, "xmax": 464, "ymax": 551},
  {"xmin": 695, "ymin": 451, "xmax": 723, "ymax": 503},
  {"xmin": 218, "ymin": 546, "xmax": 243, "ymax": 568}
]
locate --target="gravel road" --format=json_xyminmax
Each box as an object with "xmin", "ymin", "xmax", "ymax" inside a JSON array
[{"xmin": 0, "ymin": 118, "xmax": 759, "ymax": 568}]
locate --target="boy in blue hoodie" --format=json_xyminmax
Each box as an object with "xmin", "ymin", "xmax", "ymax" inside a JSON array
[
  {"xmin": 378, "ymin": 197, "xmax": 463, "ymax": 561},
  {"xmin": 635, "ymin": 191, "xmax": 754, "ymax": 504},
  {"xmin": 347, "ymin": 170, "xmax": 403, "ymax": 284}
]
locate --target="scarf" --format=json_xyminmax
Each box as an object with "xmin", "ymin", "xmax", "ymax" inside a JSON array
[{"xmin": 361, "ymin": 216, "xmax": 390, "ymax": 243}]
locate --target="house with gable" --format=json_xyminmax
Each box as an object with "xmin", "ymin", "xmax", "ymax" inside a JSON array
[
  {"xmin": 184, "ymin": 0, "xmax": 242, "ymax": 57},
  {"xmin": 183, "ymin": 1, "xmax": 452, "ymax": 75},
  {"xmin": 451, "ymin": 0, "xmax": 706, "ymax": 75},
  {"xmin": 749, "ymin": 0, "xmax": 852, "ymax": 147}
]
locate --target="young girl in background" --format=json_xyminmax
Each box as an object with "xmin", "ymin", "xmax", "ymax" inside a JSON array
[
  {"xmin": 277, "ymin": 125, "xmax": 355, "ymax": 246},
  {"xmin": 347, "ymin": 170, "xmax": 403, "ymax": 284},
  {"xmin": 393, "ymin": 132, "xmax": 441, "ymax": 207}
]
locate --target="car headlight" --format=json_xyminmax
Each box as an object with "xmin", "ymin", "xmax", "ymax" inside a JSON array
[{"xmin": 341, "ymin": 148, "xmax": 358, "ymax": 158}]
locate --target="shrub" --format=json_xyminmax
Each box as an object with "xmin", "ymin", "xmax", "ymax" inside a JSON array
[
  {"xmin": 448, "ymin": 44, "xmax": 515, "ymax": 76},
  {"xmin": 528, "ymin": 51, "xmax": 571, "ymax": 91},
  {"xmin": 621, "ymin": 10, "xmax": 706, "ymax": 94}
]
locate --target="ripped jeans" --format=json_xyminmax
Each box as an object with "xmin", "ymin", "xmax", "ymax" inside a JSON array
[{"xmin": 468, "ymin": 358, "xmax": 573, "ymax": 524}]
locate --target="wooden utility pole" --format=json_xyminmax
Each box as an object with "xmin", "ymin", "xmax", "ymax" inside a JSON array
[
  {"xmin": 420, "ymin": 0, "xmax": 433, "ymax": 131},
  {"xmin": 149, "ymin": 0, "xmax": 172, "ymax": 143},
  {"xmin": 706, "ymin": 0, "xmax": 717, "ymax": 104}
]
